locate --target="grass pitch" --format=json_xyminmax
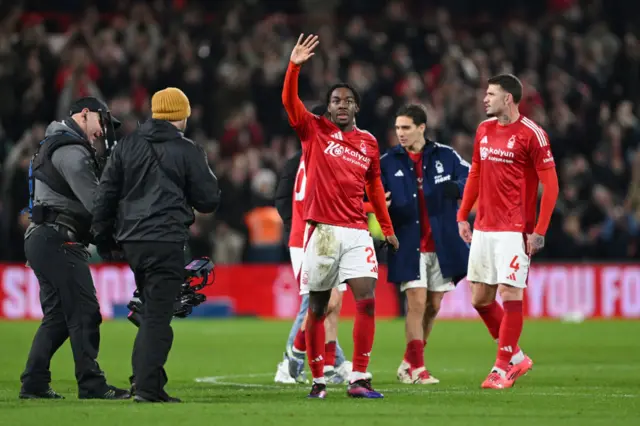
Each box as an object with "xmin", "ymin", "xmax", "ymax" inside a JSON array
[{"xmin": 0, "ymin": 319, "xmax": 638, "ymax": 426}]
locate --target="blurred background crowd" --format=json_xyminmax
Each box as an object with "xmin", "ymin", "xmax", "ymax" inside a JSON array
[{"xmin": 1, "ymin": 0, "xmax": 639, "ymax": 264}]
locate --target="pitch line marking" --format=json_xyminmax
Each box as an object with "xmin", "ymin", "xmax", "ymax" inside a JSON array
[{"xmin": 194, "ymin": 373, "xmax": 638, "ymax": 398}]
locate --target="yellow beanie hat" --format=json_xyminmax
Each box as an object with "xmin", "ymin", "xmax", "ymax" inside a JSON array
[{"xmin": 151, "ymin": 87, "xmax": 191, "ymax": 121}]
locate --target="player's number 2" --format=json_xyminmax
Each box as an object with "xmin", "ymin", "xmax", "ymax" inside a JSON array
[
  {"xmin": 365, "ymin": 247, "xmax": 377, "ymax": 273},
  {"xmin": 365, "ymin": 247, "xmax": 376, "ymax": 264}
]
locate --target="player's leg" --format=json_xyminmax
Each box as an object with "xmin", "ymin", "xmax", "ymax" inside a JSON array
[
  {"xmin": 399, "ymin": 287, "xmax": 426, "ymax": 382},
  {"xmin": 285, "ymin": 276, "xmax": 311, "ymax": 383},
  {"xmin": 322, "ymin": 286, "xmax": 360, "ymax": 384},
  {"xmin": 467, "ymin": 230, "xmax": 510, "ymax": 389},
  {"xmin": 417, "ymin": 291, "xmax": 445, "ymax": 380},
  {"xmin": 423, "ymin": 292, "xmax": 444, "ymax": 342},
  {"xmin": 411, "ymin": 253, "xmax": 453, "ymax": 384},
  {"xmin": 334, "ymin": 336, "xmax": 346, "ymax": 369},
  {"xmin": 293, "ymin": 309, "xmax": 308, "ymax": 354},
  {"xmin": 471, "ymin": 281, "xmax": 529, "ymax": 377},
  {"xmin": 468, "ymin": 230, "xmax": 512, "ymax": 349},
  {"xmin": 286, "ymin": 296, "xmax": 308, "ymax": 353},
  {"xmin": 301, "ymin": 223, "xmax": 340, "ymax": 398},
  {"xmin": 306, "ymin": 290, "xmax": 331, "ymax": 397},
  {"xmin": 494, "ymin": 284, "xmax": 526, "ymax": 378},
  {"xmin": 330, "ymin": 284, "xmax": 363, "ymax": 382},
  {"xmin": 493, "ymin": 233, "xmax": 533, "ymax": 383},
  {"xmin": 324, "ymin": 287, "xmax": 342, "ymax": 368},
  {"xmin": 323, "ymin": 287, "xmax": 343, "ymax": 383},
  {"xmin": 480, "ymin": 232, "xmax": 531, "ymax": 389},
  {"xmin": 340, "ymin": 227, "xmax": 383, "ymax": 398},
  {"xmin": 286, "ymin": 298, "xmax": 309, "ymax": 383},
  {"xmin": 275, "ymin": 247, "xmax": 308, "ymax": 383},
  {"xmin": 397, "ymin": 252, "xmax": 427, "ymax": 383},
  {"xmin": 286, "ymin": 246, "xmax": 306, "ymax": 356}
]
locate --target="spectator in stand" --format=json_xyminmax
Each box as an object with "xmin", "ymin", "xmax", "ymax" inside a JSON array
[{"xmin": 1, "ymin": 0, "xmax": 639, "ymax": 263}]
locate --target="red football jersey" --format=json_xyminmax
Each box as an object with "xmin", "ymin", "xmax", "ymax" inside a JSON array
[
  {"xmin": 289, "ymin": 158, "xmax": 306, "ymax": 248},
  {"xmin": 407, "ymin": 151, "xmax": 435, "ymax": 252},
  {"xmin": 473, "ymin": 115, "xmax": 556, "ymax": 234},
  {"xmin": 291, "ymin": 113, "xmax": 381, "ymax": 230}
]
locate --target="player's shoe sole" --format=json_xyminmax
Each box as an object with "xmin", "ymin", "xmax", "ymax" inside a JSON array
[
  {"xmin": 508, "ymin": 355, "xmax": 533, "ymax": 382},
  {"xmin": 19, "ymin": 388, "xmax": 65, "ymax": 399}
]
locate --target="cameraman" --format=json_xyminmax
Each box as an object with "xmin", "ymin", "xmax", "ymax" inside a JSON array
[
  {"xmin": 20, "ymin": 97, "xmax": 130, "ymax": 400},
  {"xmin": 92, "ymin": 87, "xmax": 220, "ymax": 403}
]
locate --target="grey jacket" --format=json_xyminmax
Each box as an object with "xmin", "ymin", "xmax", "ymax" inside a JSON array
[{"xmin": 25, "ymin": 119, "xmax": 99, "ymax": 240}]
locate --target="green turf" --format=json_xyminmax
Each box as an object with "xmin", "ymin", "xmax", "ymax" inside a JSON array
[{"xmin": 0, "ymin": 319, "xmax": 638, "ymax": 425}]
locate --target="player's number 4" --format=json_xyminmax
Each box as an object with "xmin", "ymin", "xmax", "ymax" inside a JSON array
[{"xmin": 509, "ymin": 255, "xmax": 520, "ymax": 272}]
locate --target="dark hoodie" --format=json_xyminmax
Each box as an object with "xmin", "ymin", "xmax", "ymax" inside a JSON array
[
  {"xmin": 274, "ymin": 150, "xmax": 302, "ymax": 243},
  {"xmin": 92, "ymin": 119, "xmax": 220, "ymax": 244}
]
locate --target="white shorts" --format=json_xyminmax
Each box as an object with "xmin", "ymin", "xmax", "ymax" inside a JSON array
[
  {"xmin": 400, "ymin": 252, "xmax": 455, "ymax": 293},
  {"xmin": 300, "ymin": 223, "xmax": 377, "ymax": 293},
  {"xmin": 290, "ymin": 246, "xmax": 347, "ymax": 295},
  {"xmin": 467, "ymin": 230, "xmax": 530, "ymax": 288}
]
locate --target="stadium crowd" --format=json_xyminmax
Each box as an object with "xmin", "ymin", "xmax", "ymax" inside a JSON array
[{"xmin": 1, "ymin": 0, "xmax": 639, "ymax": 263}]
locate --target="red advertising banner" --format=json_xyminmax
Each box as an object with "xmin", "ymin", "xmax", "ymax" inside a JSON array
[{"xmin": 0, "ymin": 263, "xmax": 639, "ymax": 320}]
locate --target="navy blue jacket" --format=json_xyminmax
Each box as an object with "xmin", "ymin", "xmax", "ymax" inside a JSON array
[{"xmin": 380, "ymin": 142, "xmax": 470, "ymax": 283}]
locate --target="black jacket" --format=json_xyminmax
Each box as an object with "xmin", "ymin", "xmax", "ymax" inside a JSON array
[
  {"xmin": 274, "ymin": 150, "xmax": 301, "ymax": 243},
  {"xmin": 92, "ymin": 119, "xmax": 220, "ymax": 244}
]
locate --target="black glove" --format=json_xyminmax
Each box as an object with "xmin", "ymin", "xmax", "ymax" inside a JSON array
[
  {"xmin": 96, "ymin": 238, "xmax": 125, "ymax": 261},
  {"xmin": 373, "ymin": 239, "xmax": 390, "ymax": 252},
  {"xmin": 442, "ymin": 181, "xmax": 460, "ymax": 199}
]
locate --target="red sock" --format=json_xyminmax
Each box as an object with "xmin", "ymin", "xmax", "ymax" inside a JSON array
[
  {"xmin": 324, "ymin": 341, "xmax": 337, "ymax": 367},
  {"xmin": 495, "ymin": 301, "xmax": 524, "ymax": 371},
  {"xmin": 403, "ymin": 345, "xmax": 410, "ymax": 363},
  {"xmin": 475, "ymin": 300, "xmax": 503, "ymax": 339},
  {"xmin": 406, "ymin": 339, "xmax": 424, "ymax": 370},
  {"xmin": 353, "ymin": 298, "xmax": 375, "ymax": 373},
  {"xmin": 475, "ymin": 301, "xmax": 521, "ymax": 355},
  {"xmin": 423, "ymin": 340, "xmax": 427, "ymax": 348},
  {"xmin": 305, "ymin": 311, "xmax": 326, "ymax": 379},
  {"xmin": 293, "ymin": 329, "xmax": 306, "ymax": 352}
]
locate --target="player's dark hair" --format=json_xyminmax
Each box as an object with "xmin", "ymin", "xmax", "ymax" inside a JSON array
[
  {"xmin": 325, "ymin": 83, "xmax": 360, "ymax": 107},
  {"xmin": 487, "ymin": 74, "xmax": 523, "ymax": 104},
  {"xmin": 395, "ymin": 104, "xmax": 427, "ymax": 126}
]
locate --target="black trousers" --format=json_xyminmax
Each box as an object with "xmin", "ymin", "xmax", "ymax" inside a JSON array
[
  {"xmin": 21, "ymin": 225, "xmax": 108, "ymax": 395},
  {"xmin": 122, "ymin": 241, "xmax": 184, "ymax": 400}
]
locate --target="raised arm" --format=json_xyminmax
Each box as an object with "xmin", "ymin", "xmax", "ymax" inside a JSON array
[
  {"xmin": 282, "ymin": 34, "xmax": 319, "ymax": 131},
  {"xmin": 282, "ymin": 64, "xmax": 309, "ymax": 127}
]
